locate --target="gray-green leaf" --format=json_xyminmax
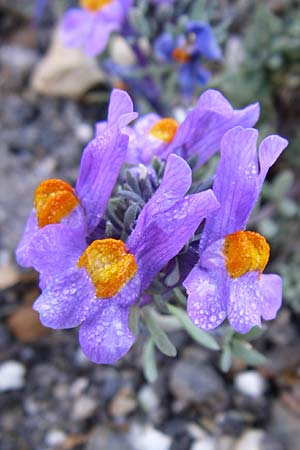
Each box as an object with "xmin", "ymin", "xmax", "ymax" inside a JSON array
[
  {"xmin": 232, "ymin": 340, "xmax": 267, "ymax": 366},
  {"xmin": 167, "ymin": 304, "xmax": 220, "ymax": 350},
  {"xmin": 143, "ymin": 307, "xmax": 177, "ymax": 357},
  {"xmin": 143, "ymin": 338, "xmax": 158, "ymax": 383}
]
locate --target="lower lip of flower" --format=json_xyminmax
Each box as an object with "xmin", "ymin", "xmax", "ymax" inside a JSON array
[
  {"xmin": 223, "ymin": 230, "xmax": 270, "ymax": 279},
  {"xmin": 172, "ymin": 47, "xmax": 191, "ymax": 63},
  {"xmin": 149, "ymin": 118, "xmax": 179, "ymax": 143},
  {"xmin": 34, "ymin": 179, "xmax": 79, "ymax": 228},
  {"xmin": 80, "ymin": 0, "xmax": 112, "ymax": 12},
  {"xmin": 77, "ymin": 239, "xmax": 138, "ymax": 298}
]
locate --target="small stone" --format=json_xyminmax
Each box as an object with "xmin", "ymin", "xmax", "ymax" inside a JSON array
[
  {"xmin": 138, "ymin": 385, "xmax": 160, "ymax": 414},
  {"xmin": 69, "ymin": 377, "xmax": 89, "ymax": 397},
  {"xmin": 0, "ymin": 261, "xmax": 19, "ymax": 289},
  {"xmin": 235, "ymin": 430, "xmax": 265, "ymax": 450},
  {"xmin": 7, "ymin": 305, "xmax": 48, "ymax": 343},
  {"xmin": 235, "ymin": 371, "xmax": 267, "ymax": 398},
  {"xmin": 0, "ymin": 360, "xmax": 26, "ymax": 391},
  {"xmin": 75, "ymin": 123, "xmax": 93, "ymax": 144},
  {"xmin": 72, "ymin": 395, "xmax": 98, "ymax": 421},
  {"xmin": 109, "ymin": 386, "xmax": 137, "ymax": 417},
  {"xmin": 170, "ymin": 361, "xmax": 228, "ymax": 411},
  {"xmin": 129, "ymin": 424, "xmax": 172, "ymax": 450},
  {"xmin": 31, "ymin": 28, "xmax": 104, "ymax": 98},
  {"xmin": 190, "ymin": 437, "xmax": 216, "ymax": 450},
  {"xmin": 45, "ymin": 429, "xmax": 67, "ymax": 447}
]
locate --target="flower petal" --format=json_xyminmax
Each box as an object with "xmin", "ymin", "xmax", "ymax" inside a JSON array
[
  {"xmin": 26, "ymin": 223, "xmax": 86, "ymax": 285},
  {"xmin": 84, "ymin": 17, "xmax": 120, "ymax": 56},
  {"xmin": 127, "ymin": 154, "xmax": 192, "ymax": 251},
  {"xmin": 184, "ymin": 265, "xmax": 227, "ymax": 330},
  {"xmin": 33, "ymin": 268, "xmax": 95, "ymax": 329},
  {"xmin": 186, "ymin": 22, "xmax": 222, "ymax": 60},
  {"xmin": 76, "ymin": 128, "xmax": 128, "ymax": 234},
  {"xmin": 258, "ymin": 134, "xmax": 288, "ymax": 190},
  {"xmin": 200, "ymin": 127, "xmax": 260, "ymax": 250},
  {"xmin": 169, "ymin": 90, "xmax": 260, "ymax": 166},
  {"xmin": 15, "ymin": 210, "xmax": 39, "ymax": 267},
  {"xmin": 79, "ymin": 300, "xmax": 135, "ymax": 364},
  {"xmin": 107, "ymin": 89, "xmax": 138, "ymax": 129},
  {"xmin": 259, "ymin": 273, "xmax": 282, "ymax": 320},
  {"xmin": 227, "ymin": 272, "xmax": 266, "ymax": 333},
  {"xmin": 60, "ymin": 8, "xmax": 92, "ymax": 48},
  {"xmin": 127, "ymin": 155, "xmax": 219, "ymax": 290}
]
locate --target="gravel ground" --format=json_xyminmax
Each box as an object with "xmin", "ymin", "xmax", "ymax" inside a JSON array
[{"xmin": 1, "ymin": 3, "xmax": 300, "ymax": 450}]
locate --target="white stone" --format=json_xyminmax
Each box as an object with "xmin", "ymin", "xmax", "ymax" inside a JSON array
[
  {"xmin": 45, "ymin": 429, "xmax": 66, "ymax": 447},
  {"xmin": 0, "ymin": 360, "xmax": 26, "ymax": 391},
  {"xmin": 72, "ymin": 395, "xmax": 97, "ymax": 420},
  {"xmin": 69, "ymin": 377, "xmax": 89, "ymax": 397},
  {"xmin": 129, "ymin": 424, "xmax": 172, "ymax": 450},
  {"xmin": 235, "ymin": 371, "xmax": 266, "ymax": 398},
  {"xmin": 234, "ymin": 429, "xmax": 265, "ymax": 450},
  {"xmin": 190, "ymin": 437, "xmax": 216, "ymax": 450},
  {"xmin": 75, "ymin": 123, "xmax": 93, "ymax": 144},
  {"xmin": 138, "ymin": 385, "xmax": 160, "ymax": 414}
]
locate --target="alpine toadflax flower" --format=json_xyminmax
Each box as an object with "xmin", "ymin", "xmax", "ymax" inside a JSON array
[
  {"xmin": 184, "ymin": 126, "xmax": 288, "ymax": 333},
  {"xmin": 16, "ymin": 89, "xmax": 137, "ymax": 269},
  {"xmin": 61, "ymin": 0, "xmax": 132, "ymax": 56},
  {"xmin": 26, "ymin": 155, "xmax": 219, "ymax": 363},
  {"xmin": 154, "ymin": 22, "xmax": 222, "ymax": 96},
  {"xmin": 107, "ymin": 89, "xmax": 259, "ymax": 166}
]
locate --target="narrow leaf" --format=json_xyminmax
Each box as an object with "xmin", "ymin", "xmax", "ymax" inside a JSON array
[
  {"xmin": 235, "ymin": 326, "xmax": 265, "ymax": 341},
  {"xmin": 168, "ymin": 304, "xmax": 220, "ymax": 350},
  {"xmin": 143, "ymin": 307, "xmax": 177, "ymax": 357},
  {"xmin": 220, "ymin": 345, "xmax": 232, "ymax": 372},
  {"xmin": 143, "ymin": 338, "xmax": 158, "ymax": 383},
  {"xmin": 232, "ymin": 340, "xmax": 267, "ymax": 366},
  {"xmin": 128, "ymin": 304, "xmax": 140, "ymax": 336}
]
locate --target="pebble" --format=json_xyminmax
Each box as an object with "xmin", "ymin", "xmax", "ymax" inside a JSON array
[
  {"xmin": 235, "ymin": 371, "xmax": 267, "ymax": 398},
  {"xmin": 129, "ymin": 424, "xmax": 172, "ymax": 450},
  {"xmin": 69, "ymin": 377, "xmax": 89, "ymax": 397},
  {"xmin": 190, "ymin": 437, "xmax": 216, "ymax": 450},
  {"xmin": 45, "ymin": 429, "xmax": 67, "ymax": 447},
  {"xmin": 0, "ymin": 360, "xmax": 26, "ymax": 391},
  {"xmin": 71, "ymin": 395, "xmax": 98, "ymax": 421},
  {"xmin": 138, "ymin": 385, "xmax": 160, "ymax": 414},
  {"xmin": 170, "ymin": 361, "xmax": 228, "ymax": 411},
  {"xmin": 234, "ymin": 430, "xmax": 265, "ymax": 450},
  {"xmin": 109, "ymin": 386, "xmax": 137, "ymax": 417}
]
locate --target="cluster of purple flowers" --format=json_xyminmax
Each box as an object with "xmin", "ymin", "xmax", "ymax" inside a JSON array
[{"xmin": 16, "ymin": 88, "xmax": 287, "ymax": 364}]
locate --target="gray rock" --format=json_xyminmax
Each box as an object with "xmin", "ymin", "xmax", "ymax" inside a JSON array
[
  {"xmin": 170, "ymin": 361, "xmax": 228, "ymax": 411},
  {"xmin": 269, "ymin": 400, "xmax": 300, "ymax": 450},
  {"xmin": 86, "ymin": 426, "xmax": 133, "ymax": 450}
]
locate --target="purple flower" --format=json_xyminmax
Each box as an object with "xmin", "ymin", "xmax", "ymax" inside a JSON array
[
  {"xmin": 154, "ymin": 22, "xmax": 222, "ymax": 96},
  {"xmin": 60, "ymin": 0, "xmax": 132, "ymax": 56},
  {"xmin": 16, "ymin": 89, "xmax": 137, "ymax": 268},
  {"xmin": 26, "ymin": 154, "xmax": 219, "ymax": 364},
  {"xmin": 183, "ymin": 126, "xmax": 288, "ymax": 334},
  {"xmin": 102, "ymin": 89, "xmax": 259, "ymax": 166}
]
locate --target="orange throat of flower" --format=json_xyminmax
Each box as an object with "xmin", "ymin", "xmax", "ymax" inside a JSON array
[
  {"xmin": 172, "ymin": 47, "xmax": 191, "ymax": 64},
  {"xmin": 77, "ymin": 239, "xmax": 138, "ymax": 298},
  {"xmin": 223, "ymin": 231, "xmax": 270, "ymax": 279},
  {"xmin": 149, "ymin": 118, "xmax": 179, "ymax": 143},
  {"xmin": 80, "ymin": 0, "xmax": 112, "ymax": 12},
  {"xmin": 34, "ymin": 179, "xmax": 79, "ymax": 228}
]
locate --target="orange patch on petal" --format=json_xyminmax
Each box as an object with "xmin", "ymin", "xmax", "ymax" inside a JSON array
[
  {"xmin": 223, "ymin": 231, "xmax": 270, "ymax": 279},
  {"xmin": 77, "ymin": 239, "xmax": 138, "ymax": 298},
  {"xmin": 149, "ymin": 118, "xmax": 179, "ymax": 143},
  {"xmin": 172, "ymin": 47, "xmax": 191, "ymax": 63},
  {"xmin": 34, "ymin": 179, "xmax": 79, "ymax": 228},
  {"xmin": 80, "ymin": 0, "xmax": 112, "ymax": 12}
]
